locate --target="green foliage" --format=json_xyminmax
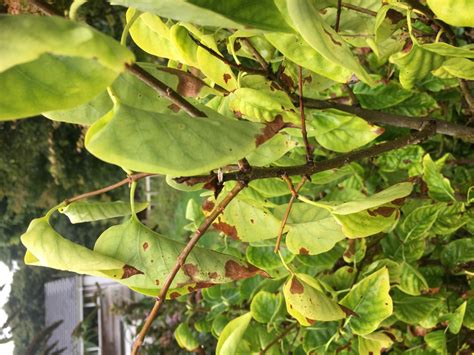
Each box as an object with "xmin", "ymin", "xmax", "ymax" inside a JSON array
[{"xmin": 2, "ymin": 0, "xmax": 474, "ymax": 354}]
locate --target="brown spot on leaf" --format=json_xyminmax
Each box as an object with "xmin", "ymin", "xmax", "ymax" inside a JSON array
[
  {"xmin": 122, "ymin": 265, "xmax": 143, "ymax": 279},
  {"xmin": 299, "ymin": 248, "xmax": 309, "ymax": 255},
  {"xmin": 208, "ymin": 272, "xmax": 218, "ymax": 279},
  {"xmin": 213, "ymin": 221, "xmax": 239, "ymax": 240},
  {"xmin": 183, "ymin": 263, "xmax": 198, "ymax": 278},
  {"xmin": 304, "ymin": 75, "xmax": 312, "ymax": 84},
  {"xmin": 386, "ymin": 9, "xmax": 404, "ymax": 24},
  {"xmin": 347, "ymin": 267, "xmax": 354, "ymax": 273},
  {"xmin": 250, "ymin": 219, "xmax": 255, "ymax": 224},
  {"xmin": 290, "ymin": 277, "xmax": 304, "ymax": 294},
  {"xmin": 339, "ymin": 304, "xmax": 359, "ymax": 317},
  {"xmin": 168, "ymin": 103, "xmax": 181, "ymax": 113},
  {"xmin": 223, "ymin": 73, "xmax": 231, "ymax": 84},
  {"xmin": 202, "ymin": 199, "xmax": 215, "ymax": 213},
  {"xmin": 392, "ymin": 197, "xmax": 406, "ymax": 206},
  {"xmin": 280, "ymin": 72, "xmax": 295, "ymax": 89},
  {"xmin": 143, "ymin": 242, "xmax": 149, "ymax": 251},
  {"xmin": 374, "ymin": 126, "xmax": 385, "ymax": 135},
  {"xmin": 233, "ymin": 110, "xmax": 243, "ymax": 119},
  {"xmin": 306, "ymin": 318, "xmax": 315, "ymax": 325},
  {"xmin": 155, "ymin": 279, "xmax": 160, "ymax": 285},
  {"xmin": 225, "ymin": 260, "xmax": 268, "ymax": 280},
  {"xmin": 157, "ymin": 67, "xmax": 207, "ymax": 97},
  {"xmin": 170, "ymin": 292, "xmax": 181, "ymax": 299},
  {"xmin": 367, "ymin": 206, "xmax": 396, "ymax": 217},
  {"xmin": 255, "ymin": 115, "xmax": 286, "ymax": 147}
]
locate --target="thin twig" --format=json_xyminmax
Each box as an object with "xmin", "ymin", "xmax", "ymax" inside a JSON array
[
  {"xmin": 64, "ymin": 173, "xmax": 154, "ymax": 205},
  {"xmin": 341, "ymin": 2, "xmax": 377, "ymax": 16},
  {"xmin": 175, "ymin": 121, "xmax": 437, "ymax": 185},
  {"xmin": 239, "ymin": 37, "xmax": 269, "ymax": 71},
  {"xmin": 126, "ymin": 63, "xmax": 206, "ymax": 117},
  {"xmin": 459, "ymin": 80, "xmax": 474, "ymax": 117},
  {"xmin": 335, "ymin": 0, "xmax": 343, "ymax": 32},
  {"xmin": 189, "ymin": 35, "xmax": 267, "ymax": 75},
  {"xmin": 29, "ymin": 0, "xmax": 63, "ymax": 16},
  {"xmin": 259, "ymin": 323, "xmax": 298, "ymax": 354},
  {"xmin": 131, "ymin": 181, "xmax": 246, "ymax": 355},
  {"xmin": 282, "ymin": 174, "xmax": 298, "ymax": 197},
  {"xmin": 298, "ymin": 66, "xmax": 313, "ymax": 163},
  {"xmin": 274, "ymin": 176, "xmax": 307, "ymax": 253}
]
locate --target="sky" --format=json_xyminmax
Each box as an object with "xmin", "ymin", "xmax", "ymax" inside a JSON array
[{"xmin": 0, "ymin": 263, "xmax": 14, "ymax": 355}]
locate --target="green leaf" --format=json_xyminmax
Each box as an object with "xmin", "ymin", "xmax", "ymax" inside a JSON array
[
  {"xmin": 174, "ymin": 323, "xmax": 200, "ymax": 351},
  {"xmin": 85, "ymin": 104, "xmax": 265, "ymax": 176},
  {"xmin": 340, "ymin": 268, "xmax": 392, "ymax": 335},
  {"xmin": 333, "ymin": 208, "xmax": 399, "ymax": 238},
  {"xmin": 228, "ymin": 87, "xmax": 298, "ymax": 123},
  {"xmin": 216, "ymin": 313, "xmax": 252, "ymax": 355},
  {"xmin": 398, "ymin": 262, "xmax": 429, "ymax": 296},
  {"xmin": 386, "ymin": 92, "xmax": 438, "ymax": 117},
  {"xmin": 285, "ymin": 206, "xmax": 346, "ymax": 255},
  {"xmin": 246, "ymin": 133, "xmax": 299, "ymax": 166},
  {"xmin": 284, "ymin": 274, "xmax": 345, "ymax": 325},
  {"xmin": 0, "ymin": 15, "xmax": 133, "ymax": 120},
  {"xmin": 432, "ymin": 58, "xmax": 474, "ymax": 80},
  {"xmin": 59, "ymin": 201, "xmax": 148, "ymax": 224},
  {"xmin": 111, "ymin": 0, "xmax": 293, "ymax": 32},
  {"xmin": 424, "ymin": 330, "xmax": 447, "ymax": 355},
  {"xmin": 287, "ymin": 0, "xmax": 374, "ymax": 85},
  {"xmin": 431, "ymin": 202, "xmax": 467, "ymax": 235},
  {"xmin": 21, "ymin": 217, "xmax": 129, "ymax": 280},
  {"xmin": 427, "ymin": 0, "xmax": 474, "ymax": 27},
  {"xmin": 250, "ymin": 291, "xmax": 280, "ymax": 324},
  {"xmin": 94, "ymin": 218, "xmax": 264, "ymax": 296},
  {"xmin": 376, "ymin": 145, "xmax": 425, "ymax": 176},
  {"xmin": 353, "ymin": 81, "xmax": 412, "ymax": 110},
  {"xmin": 440, "ymin": 238, "xmax": 474, "ymax": 269},
  {"xmin": 389, "ymin": 44, "xmax": 444, "ymax": 90},
  {"xmin": 447, "ymin": 301, "xmax": 466, "ymax": 334},
  {"xmin": 393, "ymin": 292, "xmax": 442, "ymax": 324},
  {"xmin": 331, "ymin": 182, "xmax": 413, "ymax": 215},
  {"xmin": 303, "ymin": 322, "xmax": 339, "ymax": 353},
  {"xmin": 398, "ymin": 203, "xmax": 443, "ymax": 242},
  {"xmin": 265, "ymin": 32, "xmax": 352, "ymax": 83},
  {"xmin": 423, "ymin": 154, "xmax": 456, "ymax": 202},
  {"xmin": 246, "ymin": 245, "xmax": 294, "ymax": 270},
  {"xmin": 309, "ymin": 109, "xmax": 383, "ymax": 153},
  {"xmin": 464, "ymin": 298, "xmax": 474, "ymax": 330},
  {"xmin": 217, "ymin": 198, "xmax": 281, "ymax": 242},
  {"xmin": 358, "ymin": 332, "xmax": 394, "ymax": 355}
]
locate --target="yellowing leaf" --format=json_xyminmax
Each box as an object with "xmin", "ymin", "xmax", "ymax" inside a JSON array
[
  {"xmin": 427, "ymin": 0, "xmax": 474, "ymax": 27},
  {"xmin": 216, "ymin": 313, "xmax": 252, "ymax": 355},
  {"xmin": 59, "ymin": 201, "xmax": 148, "ymax": 224},
  {"xmin": 422, "ymin": 154, "xmax": 456, "ymax": 202}
]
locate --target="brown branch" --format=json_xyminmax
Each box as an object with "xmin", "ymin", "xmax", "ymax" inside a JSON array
[
  {"xmin": 29, "ymin": 0, "xmax": 63, "ymax": 16},
  {"xmin": 298, "ymin": 66, "xmax": 313, "ymax": 163},
  {"xmin": 341, "ymin": 2, "xmax": 377, "ymax": 16},
  {"xmin": 125, "ymin": 63, "xmax": 206, "ymax": 117},
  {"xmin": 64, "ymin": 173, "xmax": 154, "ymax": 205},
  {"xmin": 301, "ymin": 97, "xmax": 474, "ymax": 142},
  {"xmin": 175, "ymin": 121, "xmax": 437, "ymax": 185},
  {"xmin": 239, "ymin": 37, "xmax": 269, "ymax": 71},
  {"xmin": 460, "ymin": 80, "xmax": 474, "ymax": 117},
  {"xmin": 259, "ymin": 323, "xmax": 298, "ymax": 354},
  {"xmin": 131, "ymin": 181, "xmax": 246, "ymax": 355},
  {"xmin": 274, "ymin": 176, "xmax": 307, "ymax": 253},
  {"xmin": 335, "ymin": 0, "xmax": 343, "ymax": 32}
]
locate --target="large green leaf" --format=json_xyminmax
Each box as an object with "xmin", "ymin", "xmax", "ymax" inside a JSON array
[
  {"xmin": 59, "ymin": 201, "xmax": 148, "ymax": 224},
  {"xmin": 424, "ymin": 330, "xmax": 447, "ymax": 355},
  {"xmin": 216, "ymin": 313, "xmax": 253, "ymax": 355},
  {"xmin": 440, "ymin": 238, "xmax": 474, "ymax": 269},
  {"xmin": 427, "ymin": 0, "xmax": 474, "ymax": 27},
  {"xmin": 246, "ymin": 245, "xmax": 294, "ymax": 270},
  {"xmin": 447, "ymin": 301, "xmax": 466, "ymax": 334},
  {"xmin": 340, "ymin": 268, "xmax": 392, "ymax": 335},
  {"xmin": 431, "ymin": 203, "xmax": 467, "ymax": 235},
  {"xmin": 246, "ymin": 133, "xmax": 299, "ymax": 166},
  {"xmin": 174, "ymin": 323, "xmax": 200, "ymax": 351},
  {"xmin": 432, "ymin": 58, "xmax": 474, "ymax": 80},
  {"xmin": 398, "ymin": 262, "xmax": 428, "ymax": 296},
  {"xmin": 287, "ymin": 0, "xmax": 374, "ymax": 85},
  {"xmin": 309, "ymin": 109, "xmax": 383, "ymax": 153},
  {"xmin": 250, "ymin": 291, "xmax": 280, "ymax": 324},
  {"xmin": 397, "ymin": 203, "xmax": 443, "ymax": 242},
  {"xmin": 21, "ymin": 217, "xmax": 132, "ymax": 280},
  {"xmin": 284, "ymin": 274, "xmax": 345, "ymax": 325},
  {"xmin": 353, "ymin": 81, "xmax": 412, "ymax": 110},
  {"xmin": 85, "ymin": 104, "xmax": 265, "ymax": 176},
  {"xmin": 94, "ymin": 218, "xmax": 264, "ymax": 296},
  {"xmin": 333, "ymin": 208, "xmax": 399, "ymax": 238},
  {"xmin": 422, "ymin": 154, "xmax": 456, "ymax": 202},
  {"xmin": 265, "ymin": 32, "xmax": 352, "ymax": 83},
  {"xmin": 393, "ymin": 292, "xmax": 442, "ymax": 325},
  {"xmin": 110, "ymin": 0, "xmax": 293, "ymax": 32},
  {"xmin": 0, "ymin": 15, "xmax": 133, "ymax": 120}
]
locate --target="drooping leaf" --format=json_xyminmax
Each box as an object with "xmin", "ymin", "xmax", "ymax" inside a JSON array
[
  {"xmin": 333, "ymin": 207, "xmax": 399, "ymax": 238},
  {"xmin": 284, "ymin": 274, "xmax": 345, "ymax": 325},
  {"xmin": 59, "ymin": 201, "xmax": 148, "ymax": 224},
  {"xmin": 447, "ymin": 301, "xmax": 466, "ymax": 334},
  {"xmin": 286, "ymin": 0, "xmax": 374, "ymax": 85},
  {"xmin": 110, "ymin": 0, "xmax": 293, "ymax": 32},
  {"xmin": 432, "ymin": 57, "xmax": 474, "ymax": 80},
  {"xmin": 21, "ymin": 217, "xmax": 130, "ymax": 280},
  {"xmin": 85, "ymin": 104, "xmax": 265, "ymax": 176},
  {"xmin": 423, "ymin": 154, "xmax": 456, "ymax": 202},
  {"xmin": 265, "ymin": 32, "xmax": 352, "ymax": 83},
  {"xmin": 216, "ymin": 312, "xmax": 253, "ymax": 355},
  {"xmin": 308, "ymin": 109, "xmax": 383, "ymax": 153},
  {"xmin": 174, "ymin": 323, "xmax": 200, "ymax": 351},
  {"xmin": 340, "ymin": 268, "xmax": 392, "ymax": 335},
  {"xmin": 0, "ymin": 15, "xmax": 134, "ymax": 120},
  {"xmin": 393, "ymin": 292, "xmax": 442, "ymax": 325},
  {"xmin": 94, "ymin": 218, "xmax": 264, "ymax": 296}
]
